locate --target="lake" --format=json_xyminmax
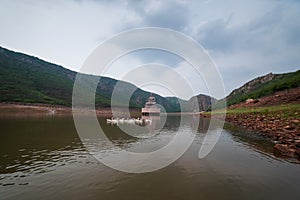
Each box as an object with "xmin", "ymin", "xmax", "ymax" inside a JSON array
[{"xmin": 0, "ymin": 115, "xmax": 299, "ymax": 200}]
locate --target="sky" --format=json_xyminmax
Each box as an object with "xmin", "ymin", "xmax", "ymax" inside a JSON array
[{"xmin": 1, "ymin": 0, "xmax": 300, "ymax": 99}]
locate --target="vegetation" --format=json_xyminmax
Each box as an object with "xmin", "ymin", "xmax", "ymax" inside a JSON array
[
  {"xmin": 212, "ymin": 104, "xmax": 300, "ymax": 116},
  {"xmin": 0, "ymin": 47, "xmax": 182, "ymax": 111},
  {"xmin": 213, "ymin": 70, "xmax": 300, "ymax": 109},
  {"xmin": 1, "ymin": 46, "xmax": 298, "ymax": 112}
]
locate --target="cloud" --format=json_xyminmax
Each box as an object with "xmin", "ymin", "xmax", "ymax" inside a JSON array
[
  {"xmin": 141, "ymin": 1, "xmax": 189, "ymax": 30},
  {"xmin": 0, "ymin": 0, "xmax": 141, "ymax": 69},
  {"xmin": 118, "ymin": 63, "xmax": 196, "ymax": 100},
  {"xmin": 188, "ymin": 1, "xmax": 300, "ymax": 93},
  {"xmin": 0, "ymin": 0, "xmax": 299, "ymax": 97}
]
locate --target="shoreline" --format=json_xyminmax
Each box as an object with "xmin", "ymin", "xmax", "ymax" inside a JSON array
[
  {"xmin": 210, "ymin": 87, "xmax": 300, "ymax": 158},
  {"xmin": 225, "ymin": 113, "xmax": 300, "ymax": 159},
  {"xmin": 205, "ymin": 104, "xmax": 300, "ymax": 159},
  {"xmin": 0, "ymin": 103, "xmax": 141, "ymax": 117},
  {"xmin": 0, "ymin": 103, "xmax": 197, "ymax": 117}
]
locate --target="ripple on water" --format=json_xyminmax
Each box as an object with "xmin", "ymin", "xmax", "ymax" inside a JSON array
[
  {"xmin": 18, "ymin": 182, "xmax": 29, "ymax": 185},
  {"xmin": 18, "ymin": 149, "xmax": 26, "ymax": 152},
  {"xmin": 1, "ymin": 116, "xmax": 300, "ymax": 200},
  {"xmin": 2, "ymin": 183, "xmax": 15, "ymax": 186},
  {"xmin": 5, "ymin": 164, "xmax": 21, "ymax": 170}
]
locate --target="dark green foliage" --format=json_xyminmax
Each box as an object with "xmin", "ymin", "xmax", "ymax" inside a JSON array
[
  {"xmin": 0, "ymin": 46, "xmax": 182, "ymax": 112},
  {"xmin": 0, "ymin": 47, "xmax": 85, "ymax": 105}
]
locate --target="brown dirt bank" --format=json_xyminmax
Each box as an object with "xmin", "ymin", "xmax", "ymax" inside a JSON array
[{"xmin": 0, "ymin": 103, "xmax": 141, "ymax": 118}]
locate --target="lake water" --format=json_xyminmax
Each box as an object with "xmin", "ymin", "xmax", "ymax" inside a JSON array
[{"xmin": 0, "ymin": 115, "xmax": 299, "ymax": 200}]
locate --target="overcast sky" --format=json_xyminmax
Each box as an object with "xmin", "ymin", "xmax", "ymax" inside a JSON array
[{"xmin": 1, "ymin": 0, "xmax": 299, "ymax": 99}]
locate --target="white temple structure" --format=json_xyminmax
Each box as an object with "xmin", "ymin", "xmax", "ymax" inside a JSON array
[{"xmin": 142, "ymin": 96, "xmax": 160, "ymax": 116}]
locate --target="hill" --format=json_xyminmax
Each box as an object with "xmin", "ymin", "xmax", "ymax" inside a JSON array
[
  {"xmin": 186, "ymin": 94, "xmax": 217, "ymax": 112},
  {"xmin": 1, "ymin": 46, "xmax": 220, "ymax": 112},
  {"xmin": 0, "ymin": 46, "xmax": 188, "ymax": 111},
  {"xmin": 214, "ymin": 70, "xmax": 300, "ymax": 109},
  {"xmin": 2, "ymin": 46, "xmax": 298, "ymax": 114}
]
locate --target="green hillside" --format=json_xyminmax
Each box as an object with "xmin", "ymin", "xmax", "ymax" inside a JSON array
[
  {"xmin": 0, "ymin": 46, "xmax": 182, "ymax": 111},
  {"xmin": 214, "ymin": 70, "xmax": 300, "ymax": 109},
  {"xmin": 5, "ymin": 46, "xmax": 291, "ymax": 112},
  {"xmin": 0, "ymin": 47, "xmax": 76, "ymax": 105}
]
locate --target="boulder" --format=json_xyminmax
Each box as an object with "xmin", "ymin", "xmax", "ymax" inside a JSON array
[
  {"xmin": 284, "ymin": 125, "xmax": 294, "ymax": 130},
  {"xmin": 274, "ymin": 144, "xmax": 296, "ymax": 157},
  {"xmin": 245, "ymin": 99, "xmax": 259, "ymax": 104}
]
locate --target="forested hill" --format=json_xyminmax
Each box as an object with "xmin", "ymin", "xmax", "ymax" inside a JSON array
[
  {"xmin": 0, "ymin": 46, "xmax": 225, "ymax": 112},
  {"xmin": 0, "ymin": 46, "xmax": 183, "ymax": 111}
]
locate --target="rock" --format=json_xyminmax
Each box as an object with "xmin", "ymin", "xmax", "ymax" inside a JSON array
[
  {"xmin": 295, "ymin": 140, "xmax": 300, "ymax": 144},
  {"xmin": 296, "ymin": 149, "xmax": 300, "ymax": 157},
  {"xmin": 284, "ymin": 125, "xmax": 294, "ymax": 130},
  {"xmin": 245, "ymin": 98, "xmax": 258, "ymax": 104},
  {"xmin": 274, "ymin": 144, "xmax": 296, "ymax": 157}
]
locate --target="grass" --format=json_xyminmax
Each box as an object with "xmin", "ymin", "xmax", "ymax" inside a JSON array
[{"xmin": 210, "ymin": 104, "xmax": 300, "ymax": 116}]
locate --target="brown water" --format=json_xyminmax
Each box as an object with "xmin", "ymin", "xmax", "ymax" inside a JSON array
[{"xmin": 0, "ymin": 115, "xmax": 299, "ymax": 200}]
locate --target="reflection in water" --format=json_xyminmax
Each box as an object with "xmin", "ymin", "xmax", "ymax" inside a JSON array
[
  {"xmin": 223, "ymin": 123, "xmax": 275, "ymax": 156},
  {"xmin": 0, "ymin": 115, "xmax": 300, "ymax": 199},
  {"xmin": 0, "ymin": 117, "xmax": 87, "ymax": 177}
]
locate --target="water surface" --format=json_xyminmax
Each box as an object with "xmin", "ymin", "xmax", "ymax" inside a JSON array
[{"xmin": 0, "ymin": 115, "xmax": 299, "ymax": 200}]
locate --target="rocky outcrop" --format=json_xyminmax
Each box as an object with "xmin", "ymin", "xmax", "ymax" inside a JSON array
[
  {"xmin": 214, "ymin": 69, "xmax": 299, "ymax": 109},
  {"xmin": 187, "ymin": 94, "xmax": 217, "ymax": 112},
  {"xmin": 229, "ymin": 72, "xmax": 276, "ymax": 97}
]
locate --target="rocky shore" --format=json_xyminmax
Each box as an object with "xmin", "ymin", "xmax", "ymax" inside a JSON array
[
  {"xmin": 224, "ymin": 88, "xmax": 300, "ymax": 158},
  {"xmin": 225, "ymin": 111, "xmax": 300, "ymax": 158}
]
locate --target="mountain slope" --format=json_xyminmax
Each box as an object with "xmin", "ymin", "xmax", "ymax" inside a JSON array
[
  {"xmin": 0, "ymin": 47, "xmax": 77, "ymax": 105},
  {"xmin": 0, "ymin": 46, "xmax": 187, "ymax": 111},
  {"xmin": 186, "ymin": 94, "xmax": 217, "ymax": 112},
  {"xmin": 215, "ymin": 70, "xmax": 300, "ymax": 109},
  {"xmin": 0, "ymin": 46, "xmax": 222, "ymax": 112}
]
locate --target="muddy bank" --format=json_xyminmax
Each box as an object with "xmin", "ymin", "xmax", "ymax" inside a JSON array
[{"xmin": 0, "ymin": 103, "xmax": 141, "ymax": 118}]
